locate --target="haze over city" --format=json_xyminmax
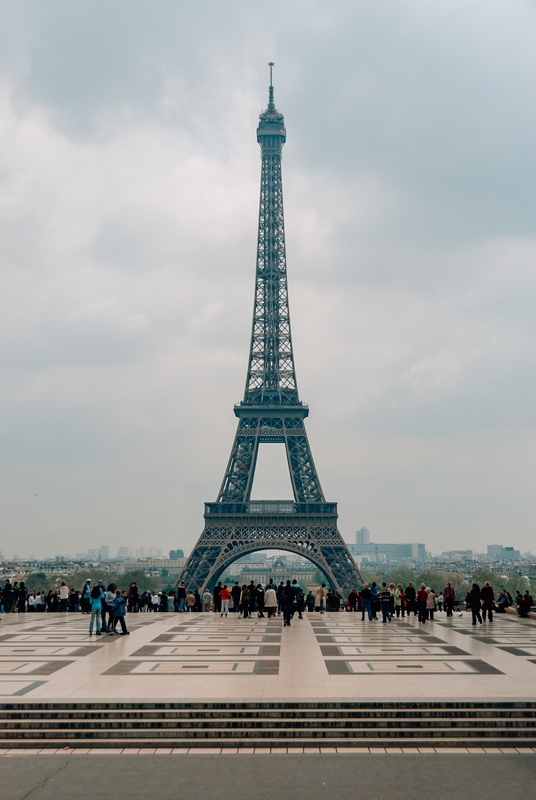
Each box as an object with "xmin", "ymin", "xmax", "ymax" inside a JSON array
[{"xmin": 1, "ymin": 0, "xmax": 535, "ymax": 560}]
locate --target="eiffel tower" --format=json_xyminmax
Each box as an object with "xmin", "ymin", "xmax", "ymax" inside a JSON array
[{"xmin": 178, "ymin": 67, "xmax": 362, "ymax": 597}]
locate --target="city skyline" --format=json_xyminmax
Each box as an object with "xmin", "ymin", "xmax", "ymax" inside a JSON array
[{"xmin": 1, "ymin": 2, "xmax": 535, "ymax": 557}]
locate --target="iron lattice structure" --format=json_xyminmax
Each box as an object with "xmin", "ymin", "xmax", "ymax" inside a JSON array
[{"xmin": 178, "ymin": 72, "xmax": 362, "ymax": 597}]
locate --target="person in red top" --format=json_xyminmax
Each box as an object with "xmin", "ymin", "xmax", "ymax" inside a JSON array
[
  {"xmin": 219, "ymin": 585, "xmax": 231, "ymax": 617},
  {"xmin": 416, "ymin": 583, "xmax": 428, "ymax": 624}
]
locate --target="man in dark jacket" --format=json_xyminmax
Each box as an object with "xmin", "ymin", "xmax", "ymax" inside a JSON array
[
  {"xmin": 405, "ymin": 583, "xmax": 416, "ymax": 616},
  {"xmin": 480, "ymin": 582, "xmax": 495, "ymax": 621},
  {"xmin": 231, "ymin": 582, "xmax": 241, "ymax": 613},
  {"xmin": 468, "ymin": 584, "xmax": 483, "ymax": 625}
]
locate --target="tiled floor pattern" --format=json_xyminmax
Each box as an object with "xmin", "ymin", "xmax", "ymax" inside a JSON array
[
  {"xmin": 0, "ymin": 610, "xmax": 535, "ymax": 698},
  {"xmin": 104, "ymin": 615, "xmax": 282, "ymax": 675},
  {"xmin": 312, "ymin": 618, "xmax": 503, "ymax": 674}
]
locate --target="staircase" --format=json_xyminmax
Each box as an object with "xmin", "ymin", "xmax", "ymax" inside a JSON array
[{"xmin": 1, "ymin": 701, "xmax": 535, "ymax": 749}]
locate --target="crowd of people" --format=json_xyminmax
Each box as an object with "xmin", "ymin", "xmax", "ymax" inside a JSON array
[
  {"xmin": 352, "ymin": 581, "xmax": 534, "ymax": 624},
  {"xmin": 0, "ymin": 577, "xmax": 533, "ymax": 630}
]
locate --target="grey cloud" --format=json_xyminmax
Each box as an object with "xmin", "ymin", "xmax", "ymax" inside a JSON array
[{"xmin": 0, "ymin": 0, "xmax": 535, "ymax": 556}]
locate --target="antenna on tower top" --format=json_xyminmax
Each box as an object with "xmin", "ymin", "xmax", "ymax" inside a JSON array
[{"xmin": 268, "ymin": 61, "xmax": 275, "ymax": 108}]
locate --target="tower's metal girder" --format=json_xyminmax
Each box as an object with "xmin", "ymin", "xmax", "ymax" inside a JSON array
[{"xmin": 178, "ymin": 73, "xmax": 362, "ymax": 598}]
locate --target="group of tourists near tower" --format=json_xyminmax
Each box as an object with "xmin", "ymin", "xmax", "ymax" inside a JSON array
[{"xmin": 1, "ymin": 576, "xmax": 531, "ymax": 634}]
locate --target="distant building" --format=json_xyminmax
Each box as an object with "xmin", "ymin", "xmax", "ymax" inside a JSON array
[
  {"xmin": 356, "ymin": 527, "xmax": 370, "ymax": 545},
  {"xmin": 487, "ymin": 545, "xmax": 521, "ymax": 561},
  {"xmin": 349, "ymin": 542, "xmax": 426, "ymax": 561},
  {"xmin": 99, "ymin": 546, "xmax": 109, "ymax": 560},
  {"xmin": 170, "ymin": 549, "xmax": 184, "ymax": 560}
]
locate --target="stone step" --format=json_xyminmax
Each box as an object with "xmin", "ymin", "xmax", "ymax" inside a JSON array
[
  {"xmin": 1, "ymin": 735, "xmax": 535, "ymax": 750},
  {"xmin": 1, "ymin": 701, "xmax": 534, "ymax": 750},
  {"xmin": 1, "ymin": 725, "xmax": 535, "ymax": 740},
  {"xmin": 1, "ymin": 717, "xmax": 535, "ymax": 730},
  {"xmin": 1, "ymin": 706, "xmax": 535, "ymax": 719}
]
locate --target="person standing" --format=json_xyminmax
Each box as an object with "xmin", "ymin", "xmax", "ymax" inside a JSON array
[
  {"xmin": 379, "ymin": 583, "xmax": 391, "ymax": 623},
  {"xmin": 443, "ymin": 582, "xmax": 456, "ymax": 617},
  {"xmin": 111, "ymin": 590, "xmax": 129, "ymax": 634},
  {"xmin": 219, "ymin": 585, "xmax": 230, "ymax": 616},
  {"xmin": 255, "ymin": 584, "xmax": 265, "ymax": 618},
  {"xmin": 240, "ymin": 585, "xmax": 251, "ymax": 620},
  {"xmin": 127, "ymin": 583, "xmax": 139, "ymax": 613},
  {"xmin": 348, "ymin": 589, "xmax": 358, "ymax": 612},
  {"xmin": 417, "ymin": 584, "xmax": 428, "ymax": 624},
  {"xmin": 16, "ymin": 582, "xmax": 28, "ymax": 613},
  {"xmin": 3, "ymin": 581, "xmax": 13, "ymax": 613},
  {"xmin": 481, "ymin": 582, "xmax": 495, "ymax": 622},
  {"xmin": 88, "ymin": 585, "xmax": 104, "ymax": 635},
  {"xmin": 426, "ymin": 588, "xmax": 436, "ymax": 621},
  {"xmin": 231, "ymin": 582, "xmax": 242, "ymax": 614},
  {"xmin": 280, "ymin": 580, "xmax": 295, "ymax": 627},
  {"xmin": 291, "ymin": 580, "xmax": 303, "ymax": 619},
  {"xmin": 202, "ymin": 588, "xmax": 212, "ymax": 612},
  {"xmin": 405, "ymin": 583, "xmax": 416, "ymax": 616},
  {"xmin": 316, "ymin": 584, "xmax": 327, "ymax": 615},
  {"xmin": 394, "ymin": 584, "xmax": 406, "ymax": 618},
  {"xmin": 436, "ymin": 592, "xmax": 444, "ymax": 612},
  {"xmin": 176, "ymin": 581, "xmax": 187, "ymax": 612},
  {"xmin": 58, "ymin": 582, "xmax": 69, "ymax": 612},
  {"xmin": 264, "ymin": 584, "xmax": 278, "ymax": 618},
  {"xmin": 81, "ymin": 579, "xmax": 91, "ymax": 614},
  {"xmin": 105, "ymin": 585, "xmax": 116, "ymax": 629},
  {"xmin": 468, "ymin": 583, "xmax": 483, "ymax": 625},
  {"xmin": 306, "ymin": 590, "xmax": 315, "ymax": 613},
  {"xmin": 186, "ymin": 591, "xmax": 195, "ymax": 612},
  {"xmin": 360, "ymin": 584, "xmax": 373, "ymax": 621},
  {"xmin": 213, "ymin": 582, "xmax": 223, "ymax": 614}
]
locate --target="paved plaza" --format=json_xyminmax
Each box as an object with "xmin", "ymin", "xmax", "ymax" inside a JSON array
[{"xmin": 1, "ymin": 610, "xmax": 536, "ymax": 702}]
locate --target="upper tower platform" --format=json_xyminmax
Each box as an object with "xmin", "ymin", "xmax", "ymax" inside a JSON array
[{"xmin": 257, "ymin": 63, "xmax": 286, "ymax": 152}]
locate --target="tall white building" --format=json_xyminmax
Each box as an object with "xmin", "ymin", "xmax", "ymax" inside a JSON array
[{"xmin": 356, "ymin": 527, "xmax": 370, "ymax": 545}]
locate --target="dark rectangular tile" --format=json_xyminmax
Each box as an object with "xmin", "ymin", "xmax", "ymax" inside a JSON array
[{"xmin": 325, "ymin": 660, "xmax": 351, "ymax": 675}]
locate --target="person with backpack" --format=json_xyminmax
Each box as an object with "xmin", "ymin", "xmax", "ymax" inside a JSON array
[
  {"xmin": 280, "ymin": 580, "xmax": 296, "ymax": 627},
  {"xmin": 110, "ymin": 590, "xmax": 129, "ymax": 634},
  {"xmin": 239, "ymin": 585, "xmax": 251, "ymax": 619},
  {"xmin": 291, "ymin": 579, "xmax": 303, "ymax": 619},
  {"xmin": 379, "ymin": 582, "xmax": 391, "ymax": 623}
]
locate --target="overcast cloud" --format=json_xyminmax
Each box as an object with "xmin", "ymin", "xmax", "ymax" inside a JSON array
[{"xmin": 0, "ymin": 0, "xmax": 535, "ymax": 558}]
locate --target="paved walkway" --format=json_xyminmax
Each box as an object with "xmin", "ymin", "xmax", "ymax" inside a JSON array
[
  {"xmin": 0, "ymin": 610, "xmax": 535, "ymax": 701},
  {"xmin": 1, "ymin": 753, "xmax": 535, "ymax": 799}
]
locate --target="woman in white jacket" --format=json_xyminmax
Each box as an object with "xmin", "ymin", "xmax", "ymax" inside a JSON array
[{"xmin": 264, "ymin": 584, "xmax": 278, "ymax": 618}]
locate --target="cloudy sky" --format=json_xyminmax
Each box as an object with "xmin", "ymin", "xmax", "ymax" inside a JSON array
[{"xmin": 0, "ymin": 0, "xmax": 535, "ymax": 559}]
